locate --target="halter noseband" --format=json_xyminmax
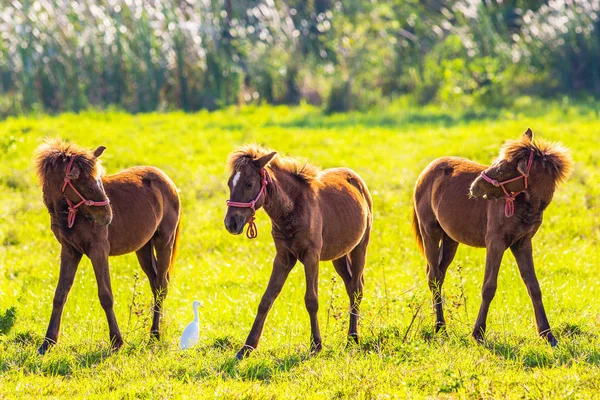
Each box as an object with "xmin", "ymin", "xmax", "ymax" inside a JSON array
[
  {"xmin": 61, "ymin": 157, "xmax": 110, "ymax": 228},
  {"xmin": 480, "ymin": 149, "xmax": 535, "ymax": 218},
  {"xmin": 226, "ymin": 168, "xmax": 270, "ymax": 239}
]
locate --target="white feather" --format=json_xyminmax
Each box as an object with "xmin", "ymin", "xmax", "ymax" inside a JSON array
[{"xmin": 179, "ymin": 300, "xmax": 201, "ymax": 350}]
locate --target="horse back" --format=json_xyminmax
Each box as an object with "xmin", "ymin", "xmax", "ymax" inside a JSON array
[
  {"xmin": 104, "ymin": 166, "xmax": 180, "ymax": 255},
  {"xmin": 413, "ymin": 157, "xmax": 488, "ymax": 247},
  {"xmin": 315, "ymin": 167, "xmax": 372, "ymax": 260}
]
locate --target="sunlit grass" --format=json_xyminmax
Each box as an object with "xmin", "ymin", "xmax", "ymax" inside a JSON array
[{"xmin": 1, "ymin": 103, "xmax": 599, "ymax": 398}]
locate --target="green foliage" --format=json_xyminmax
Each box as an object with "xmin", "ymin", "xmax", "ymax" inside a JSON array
[
  {"xmin": 1, "ymin": 1, "xmax": 599, "ymax": 115},
  {"xmin": 1, "ymin": 102, "xmax": 600, "ymax": 397}
]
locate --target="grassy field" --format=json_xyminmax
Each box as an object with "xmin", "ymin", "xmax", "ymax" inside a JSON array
[{"xmin": 1, "ymin": 101, "xmax": 600, "ymax": 398}]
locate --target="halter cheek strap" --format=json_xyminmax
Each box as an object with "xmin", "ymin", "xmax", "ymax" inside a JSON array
[
  {"xmin": 480, "ymin": 149, "xmax": 535, "ymax": 218},
  {"xmin": 62, "ymin": 157, "xmax": 110, "ymax": 228},
  {"xmin": 226, "ymin": 168, "xmax": 270, "ymax": 239}
]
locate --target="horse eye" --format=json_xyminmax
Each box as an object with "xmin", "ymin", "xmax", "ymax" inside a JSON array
[{"xmin": 246, "ymin": 181, "xmax": 253, "ymax": 189}]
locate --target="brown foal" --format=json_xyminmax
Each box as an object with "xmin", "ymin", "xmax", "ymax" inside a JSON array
[
  {"xmin": 411, "ymin": 129, "xmax": 572, "ymax": 346},
  {"xmin": 224, "ymin": 145, "xmax": 373, "ymax": 359},
  {"xmin": 35, "ymin": 139, "xmax": 181, "ymax": 354}
]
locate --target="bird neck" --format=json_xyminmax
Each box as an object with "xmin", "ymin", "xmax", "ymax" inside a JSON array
[{"xmin": 193, "ymin": 306, "xmax": 199, "ymax": 322}]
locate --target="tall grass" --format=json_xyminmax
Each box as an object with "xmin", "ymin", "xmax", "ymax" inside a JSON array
[{"xmin": 0, "ymin": 0, "xmax": 599, "ymax": 116}]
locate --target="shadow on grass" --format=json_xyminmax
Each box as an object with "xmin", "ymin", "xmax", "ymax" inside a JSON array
[
  {"xmin": 193, "ymin": 108, "xmax": 506, "ymax": 132},
  {"xmin": 483, "ymin": 340, "xmax": 521, "ymax": 362},
  {"xmin": 41, "ymin": 346, "xmax": 117, "ymax": 377},
  {"xmin": 0, "ymin": 307, "xmax": 17, "ymax": 335},
  {"xmin": 263, "ymin": 109, "xmax": 502, "ymax": 130},
  {"xmin": 0, "ymin": 330, "xmax": 118, "ymax": 377},
  {"xmin": 209, "ymin": 335, "xmax": 236, "ymax": 351},
  {"xmin": 217, "ymin": 351, "xmax": 311, "ymax": 382},
  {"xmin": 481, "ymin": 323, "xmax": 600, "ymax": 368}
]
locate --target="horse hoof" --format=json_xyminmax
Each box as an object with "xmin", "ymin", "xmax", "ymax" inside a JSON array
[
  {"xmin": 544, "ymin": 332, "xmax": 558, "ymax": 347},
  {"xmin": 310, "ymin": 342, "xmax": 322, "ymax": 354},
  {"xmin": 235, "ymin": 345, "xmax": 253, "ymax": 360},
  {"xmin": 37, "ymin": 338, "xmax": 56, "ymax": 355},
  {"xmin": 111, "ymin": 337, "xmax": 124, "ymax": 351},
  {"xmin": 347, "ymin": 334, "xmax": 359, "ymax": 345},
  {"xmin": 435, "ymin": 323, "xmax": 446, "ymax": 334},
  {"xmin": 150, "ymin": 330, "xmax": 160, "ymax": 341},
  {"xmin": 472, "ymin": 329, "xmax": 485, "ymax": 345},
  {"xmin": 37, "ymin": 343, "xmax": 50, "ymax": 355}
]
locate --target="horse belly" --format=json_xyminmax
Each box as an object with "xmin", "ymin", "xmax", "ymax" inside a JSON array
[
  {"xmin": 107, "ymin": 205, "xmax": 159, "ymax": 256},
  {"xmin": 108, "ymin": 224, "xmax": 156, "ymax": 256},
  {"xmin": 104, "ymin": 169, "xmax": 171, "ymax": 256},
  {"xmin": 434, "ymin": 194, "xmax": 488, "ymax": 248},
  {"xmin": 318, "ymin": 183, "xmax": 370, "ymax": 260}
]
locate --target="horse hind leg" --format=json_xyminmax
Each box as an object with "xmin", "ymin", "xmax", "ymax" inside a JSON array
[
  {"xmin": 436, "ymin": 233, "xmax": 458, "ymax": 328},
  {"xmin": 135, "ymin": 241, "xmax": 160, "ymax": 339},
  {"xmin": 149, "ymin": 221, "xmax": 179, "ymax": 339},
  {"xmin": 331, "ymin": 255, "xmax": 354, "ymax": 342},
  {"xmin": 424, "ymin": 230, "xmax": 459, "ymax": 333},
  {"xmin": 334, "ymin": 230, "xmax": 370, "ymax": 344},
  {"xmin": 420, "ymin": 221, "xmax": 448, "ymax": 332},
  {"xmin": 439, "ymin": 233, "xmax": 458, "ymax": 278}
]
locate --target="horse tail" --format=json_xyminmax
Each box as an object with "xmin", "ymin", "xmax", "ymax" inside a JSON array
[
  {"xmin": 170, "ymin": 217, "xmax": 181, "ymax": 271},
  {"xmin": 411, "ymin": 198, "xmax": 424, "ymax": 256}
]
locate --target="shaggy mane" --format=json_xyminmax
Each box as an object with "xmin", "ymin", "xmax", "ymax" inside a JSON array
[
  {"xmin": 499, "ymin": 133, "xmax": 573, "ymax": 185},
  {"xmin": 228, "ymin": 144, "xmax": 320, "ymax": 183},
  {"xmin": 34, "ymin": 138, "xmax": 104, "ymax": 186}
]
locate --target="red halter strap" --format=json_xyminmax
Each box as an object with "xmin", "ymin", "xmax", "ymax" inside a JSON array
[
  {"xmin": 226, "ymin": 168, "xmax": 270, "ymax": 239},
  {"xmin": 61, "ymin": 157, "xmax": 110, "ymax": 228},
  {"xmin": 480, "ymin": 149, "xmax": 535, "ymax": 218}
]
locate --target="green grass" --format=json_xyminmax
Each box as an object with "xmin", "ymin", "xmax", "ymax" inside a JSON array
[{"xmin": 1, "ymin": 102, "xmax": 600, "ymax": 398}]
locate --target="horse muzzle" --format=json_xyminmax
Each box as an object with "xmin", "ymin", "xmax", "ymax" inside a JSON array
[
  {"xmin": 224, "ymin": 214, "xmax": 246, "ymax": 235},
  {"xmin": 469, "ymin": 177, "xmax": 497, "ymax": 199},
  {"xmin": 90, "ymin": 205, "xmax": 113, "ymax": 226},
  {"xmin": 94, "ymin": 212, "xmax": 113, "ymax": 226}
]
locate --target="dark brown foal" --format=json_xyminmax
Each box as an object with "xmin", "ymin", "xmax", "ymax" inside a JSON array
[
  {"xmin": 224, "ymin": 145, "xmax": 373, "ymax": 359},
  {"xmin": 35, "ymin": 139, "xmax": 181, "ymax": 354},
  {"xmin": 412, "ymin": 129, "xmax": 571, "ymax": 346}
]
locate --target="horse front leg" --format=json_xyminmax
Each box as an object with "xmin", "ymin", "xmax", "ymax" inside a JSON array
[
  {"xmin": 236, "ymin": 251, "xmax": 296, "ymax": 360},
  {"xmin": 89, "ymin": 248, "xmax": 123, "ymax": 351},
  {"xmin": 302, "ymin": 252, "xmax": 322, "ymax": 353},
  {"xmin": 510, "ymin": 239, "xmax": 558, "ymax": 346},
  {"xmin": 473, "ymin": 241, "xmax": 506, "ymax": 343},
  {"xmin": 38, "ymin": 246, "xmax": 83, "ymax": 355}
]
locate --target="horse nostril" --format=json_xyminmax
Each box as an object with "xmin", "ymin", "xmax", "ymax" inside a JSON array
[{"xmin": 225, "ymin": 218, "xmax": 236, "ymax": 232}]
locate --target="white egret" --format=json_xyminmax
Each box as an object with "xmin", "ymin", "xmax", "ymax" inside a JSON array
[{"xmin": 179, "ymin": 300, "xmax": 201, "ymax": 350}]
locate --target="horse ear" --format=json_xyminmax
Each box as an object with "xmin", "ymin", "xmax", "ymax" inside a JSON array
[
  {"xmin": 253, "ymin": 151, "xmax": 277, "ymax": 169},
  {"xmin": 67, "ymin": 164, "xmax": 81, "ymax": 180},
  {"xmin": 516, "ymin": 157, "xmax": 530, "ymax": 176},
  {"xmin": 93, "ymin": 146, "xmax": 106, "ymax": 158},
  {"xmin": 522, "ymin": 128, "xmax": 533, "ymax": 141}
]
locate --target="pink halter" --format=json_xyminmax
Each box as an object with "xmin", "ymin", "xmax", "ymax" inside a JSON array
[
  {"xmin": 226, "ymin": 168, "xmax": 270, "ymax": 239},
  {"xmin": 481, "ymin": 150, "xmax": 535, "ymax": 218},
  {"xmin": 61, "ymin": 157, "xmax": 110, "ymax": 228}
]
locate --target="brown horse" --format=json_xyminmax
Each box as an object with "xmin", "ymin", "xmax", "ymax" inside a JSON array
[
  {"xmin": 412, "ymin": 129, "xmax": 572, "ymax": 346},
  {"xmin": 34, "ymin": 139, "xmax": 181, "ymax": 354},
  {"xmin": 224, "ymin": 145, "xmax": 373, "ymax": 359}
]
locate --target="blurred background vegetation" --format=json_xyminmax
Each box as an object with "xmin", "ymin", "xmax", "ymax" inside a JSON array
[{"xmin": 0, "ymin": 0, "xmax": 598, "ymax": 117}]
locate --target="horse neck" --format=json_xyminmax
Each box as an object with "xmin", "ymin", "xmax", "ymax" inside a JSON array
[
  {"xmin": 526, "ymin": 173, "xmax": 556, "ymax": 211},
  {"xmin": 263, "ymin": 167, "xmax": 296, "ymax": 224},
  {"xmin": 42, "ymin": 177, "xmax": 66, "ymax": 217}
]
